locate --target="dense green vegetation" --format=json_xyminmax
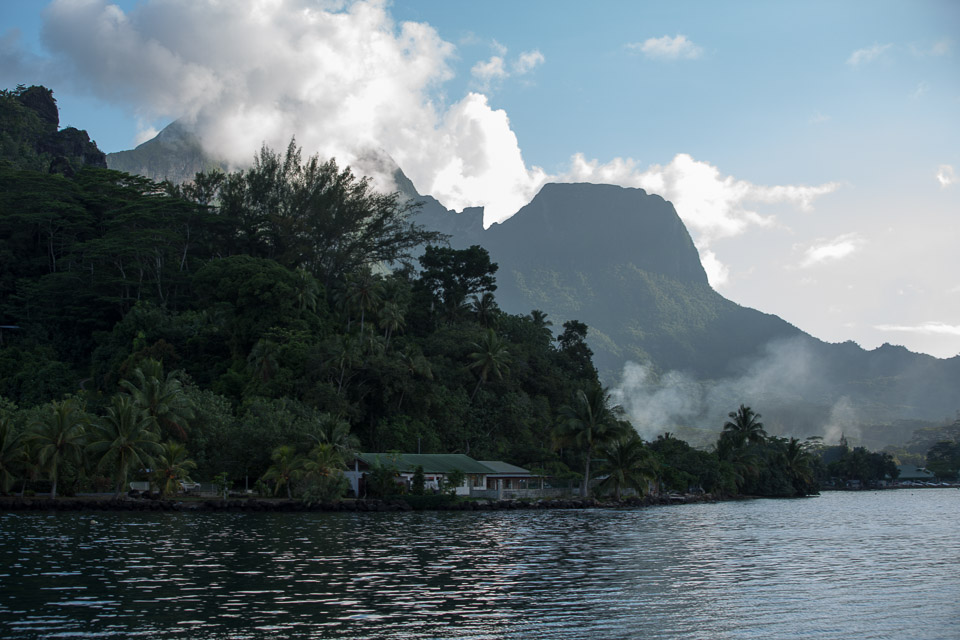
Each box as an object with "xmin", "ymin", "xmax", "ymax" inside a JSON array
[{"xmin": 2, "ymin": 86, "xmax": 936, "ymax": 504}]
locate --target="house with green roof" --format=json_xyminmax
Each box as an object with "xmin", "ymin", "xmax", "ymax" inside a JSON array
[{"xmin": 344, "ymin": 453, "xmax": 542, "ymax": 498}]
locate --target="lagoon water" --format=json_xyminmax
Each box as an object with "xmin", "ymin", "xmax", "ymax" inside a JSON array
[{"xmin": 1, "ymin": 490, "xmax": 958, "ymax": 639}]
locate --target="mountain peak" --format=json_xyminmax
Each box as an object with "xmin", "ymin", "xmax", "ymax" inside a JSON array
[{"xmin": 488, "ymin": 181, "xmax": 709, "ymax": 286}]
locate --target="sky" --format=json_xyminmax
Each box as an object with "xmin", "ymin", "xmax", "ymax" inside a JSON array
[{"xmin": 2, "ymin": 0, "xmax": 958, "ymax": 358}]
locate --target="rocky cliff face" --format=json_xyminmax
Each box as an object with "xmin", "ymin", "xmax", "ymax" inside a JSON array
[
  {"xmin": 106, "ymin": 120, "xmax": 227, "ymax": 183},
  {"xmin": 0, "ymin": 85, "xmax": 106, "ymax": 174}
]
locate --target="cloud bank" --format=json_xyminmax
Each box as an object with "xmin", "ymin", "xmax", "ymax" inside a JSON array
[{"xmin": 19, "ymin": 0, "xmax": 837, "ymax": 285}]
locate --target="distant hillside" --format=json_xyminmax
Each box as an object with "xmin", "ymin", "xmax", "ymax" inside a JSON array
[
  {"xmin": 406, "ymin": 178, "xmax": 960, "ymax": 445},
  {"xmin": 108, "ymin": 122, "xmax": 960, "ymax": 446},
  {"xmin": 107, "ymin": 120, "xmax": 227, "ymax": 183}
]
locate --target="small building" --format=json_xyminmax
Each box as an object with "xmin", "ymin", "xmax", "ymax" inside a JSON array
[
  {"xmin": 896, "ymin": 464, "xmax": 937, "ymax": 483},
  {"xmin": 345, "ymin": 453, "xmax": 497, "ymax": 497},
  {"xmin": 477, "ymin": 461, "xmax": 544, "ymax": 500}
]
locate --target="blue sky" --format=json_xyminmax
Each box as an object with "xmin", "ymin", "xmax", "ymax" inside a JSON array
[{"xmin": 1, "ymin": 0, "xmax": 958, "ymax": 358}]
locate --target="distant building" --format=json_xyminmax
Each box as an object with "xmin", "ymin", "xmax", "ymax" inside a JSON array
[
  {"xmin": 344, "ymin": 453, "xmax": 544, "ymax": 498},
  {"xmin": 896, "ymin": 464, "xmax": 936, "ymax": 483}
]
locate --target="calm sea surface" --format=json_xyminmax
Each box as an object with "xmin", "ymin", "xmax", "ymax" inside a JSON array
[{"xmin": 1, "ymin": 490, "xmax": 958, "ymax": 639}]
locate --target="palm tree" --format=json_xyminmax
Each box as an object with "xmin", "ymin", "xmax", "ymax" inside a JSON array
[
  {"xmin": 396, "ymin": 347, "xmax": 433, "ymax": 410},
  {"xmin": 261, "ymin": 445, "xmax": 304, "ymax": 499},
  {"xmin": 301, "ymin": 443, "xmax": 346, "ymax": 479},
  {"xmin": 248, "ymin": 338, "xmax": 280, "ymax": 383},
  {"xmin": 597, "ymin": 432, "xmax": 659, "ymax": 501},
  {"xmin": 378, "ymin": 300, "xmax": 406, "ymax": 347},
  {"xmin": 467, "ymin": 329, "xmax": 512, "ymax": 401},
  {"xmin": 0, "ymin": 416, "xmax": 24, "ymax": 494},
  {"xmin": 294, "ymin": 266, "xmax": 320, "ymax": 316},
  {"xmin": 28, "ymin": 398, "xmax": 88, "ymax": 499},
  {"xmin": 783, "ymin": 437, "xmax": 815, "ymax": 495},
  {"xmin": 470, "ymin": 292, "xmax": 499, "ymax": 328},
  {"xmin": 344, "ymin": 270, "xmax": 384, "ymax": 338},
  {"xmin": 151, "ymin": 441, "xmax": 198, "ymax": 498},
  {"xmin": 120, "ymin": 359, "xmax": 195, "ymax": 440},
  {"xmin": 527, "ymin": 309, "xmax": 553, "ymax": 342},
  {"xmin": 307, "ymin": 413, "xmax": 360, "ymax": 459},
  {"xmin": 87, "ymin": 395, "xmax": 164, "ymax": 499},
  {"xmin": 722, "ymin": 404, "xmax": 767, "ymax": 447},
  {"xmin": 557, "ymin": 386, "xmax": 627, "ymax": 497}
]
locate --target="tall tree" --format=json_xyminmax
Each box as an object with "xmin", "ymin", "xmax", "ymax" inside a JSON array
[
  {"xmin": 120, "ymin": 359, "xmax": 195, "ymax": 440},
  {"xmin": 557, "ymin": 386, "xmax": 627, "ymax": 497},
  {"xmin": 261, "ymin": 445, "xmax": 304, "ymax": 499},
  {"xmin": 87, "ymin": 394, "xmax": 163, "ymax": 498},
  {"xmin": 722, "ymin": 404, "xmax": 767, "ymax": 447},
  {"xmin": 151, "ymin": 440, "xmax": 198, "ymax": 498},
  {"xmin": 0, "ymin": 415, "xmax": 23, "ymax": 494},
  {"xmin": 597, "ymin": 432, "xmax": 659, "ymax": 501},
  {"xmin": 27, "ymin": 398, "xmax": 88, "ymax": 499},
  {"xmin": 467, "ymin": 329, "xmax": 512, "ymax": 401}
]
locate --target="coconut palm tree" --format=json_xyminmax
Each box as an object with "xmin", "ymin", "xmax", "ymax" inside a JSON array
[
  {"xmin": 302, "ymin": 443, "xmax": 345, "ymax": 479},
  {"xmin": 467, "ymin": 329, "xmax": 512, "ymax": 401},
  {"xmin": 87, "ymin": 395, "xmax": 164, "ymax": 499},
  {"xmin": 120, "ymin": 359, "xmax": 195, "ymax": 440},
  {"xmin": 261, "ymin": 445, "xmax": 304, "ymax": 499},
  {"xmin": 344, "ymin": 270, "xmax": 384, "ymax": 338},
  {"xmin": 470, "ymin": 292, "xmax": 499, "ymax": 328},
  {"xmin": 0, "ymin": 416, "xmax": 24, "ymax": 494},
  {"xmin": 378, "ymin": 300, "xmax": 406, "ymax": 347},
  {"xmin": 248, "ymin": 338, "xmax": 280, "ymax": 383},
  {"xmin": 294, "ymin": 266, "xmax": 320, "ymax": 316},
  {"xmin": 307, "ymin": 413, "xmax": 360, "ymax": 459},
  {"xmin": 557, "ymin": 386, "xmax": 627, "ymax": 497},
  {"xmin": 783, "ymin": 437, "xmax": 815, "ymax": 495},
  {"xmin": 28, "ymin": 398, "xmax": 89, "ymax": 499},
  {"xmin": 722, "ymin": 404, "xmax": 767, "ymax": 447},
  {"xmin": 151, "ymin": 441, "xmax": 198, "ymax": 498},
  {"xmin": 597, "ymin": 432, "xmax": 659, "ymax": 501}
]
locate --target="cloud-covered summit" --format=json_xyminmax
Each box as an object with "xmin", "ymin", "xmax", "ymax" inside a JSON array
[{"xmin": 17, "ymin": 0, "xmax": 838, "ymax": 288}]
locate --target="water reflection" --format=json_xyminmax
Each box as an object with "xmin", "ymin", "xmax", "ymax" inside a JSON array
[{"xmin": 1, "ymin": 491, "xmax": 959, "ymax": 639}]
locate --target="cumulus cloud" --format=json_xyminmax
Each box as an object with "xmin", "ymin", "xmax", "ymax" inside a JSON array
[
  {"xmin": 628, "ymin": 34, "xmax": 703, "ymax": 60},
  {"xmin": 936, "ymin": 164, "xmax": 957, "ymax": 187},
  {"xmin": 472, "ymin": 47, "xmax": 544, "ymax": 90},
  {"xmin": 512, "ymin": 50, "xmax": 545, "ymax": 75},
  {"xmin": 847, "ymin": 43, "xmax": 892, "ymax": 67},
  {"xmin": 799, "ymin": 233, "xmax": 864, "ymax": 268},
  {"xmin": 32, "ymin": 0, "xmax": 552, "ymax": 223},
  {"xmin": 471, "ymin": 56, "xmax": 507, "ymax": 87},
  {"xmin": 875, "ymin": 322, "xmax": 960, "ymax": 336},
  {"xmin": 23, "ymin": 0, "xmax": 834, "ymax": 238},
  {"xmin": 562, "ymin": 152, "xmax": 840, "ymax": 287}
]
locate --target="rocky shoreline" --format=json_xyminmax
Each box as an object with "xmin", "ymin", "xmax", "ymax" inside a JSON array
[{"xmin": 0, "ymin": 492, "xmax": 724, "ymax": 514}]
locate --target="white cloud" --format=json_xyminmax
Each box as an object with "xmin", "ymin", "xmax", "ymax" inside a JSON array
[
  {"xmin": 912, "ymin": 38, "xmax": 951, "ymax": 57},
  {"xmin": 847, "ymin": 43, "xmax": 892, "ymax": 67},
  {"xmin": 134, "ymin": 122, "xmax": 160, "ymax": 146},
  {"xmin": 628, "ymin": 34, "xmax": 703, "ymax": 60},
  {"xmin": 911, "ymin": 81, "xmax": 930, "ymax": 99},
  {"xmin": 472, "ymin": 47, "xmax": 544, "ymax": 89},
  {"xmin": 800, "ymin": 233, "xmax": 864, "ymax": 268},
  {"xmin": 26, "ymin": 1, "xmax": 836, "ymax": 247},
  {"xmin": 809, "ymin": 111, "xmax": 830, "ymax": 124},
  {"xmin": 875, "ymin": 322, "xmax": 960, "ymax": 337},
  {"xmin": 936, "ymin": 164, "xmax": 957, "ymax": 187},
  {"xmin": 471, "ymin": 56, "xmax": 507, "ymax": 87},
  {"xmin": 513, "ymin": 49, "xmax": 544, "ymax": 75}
]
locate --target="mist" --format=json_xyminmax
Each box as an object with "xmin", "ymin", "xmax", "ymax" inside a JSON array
[{"xmin": 611, "ymin": 336, "xmax": 866, "ymax": 445}]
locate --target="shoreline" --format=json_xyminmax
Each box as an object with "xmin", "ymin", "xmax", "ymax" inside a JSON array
[{"xmin": 0, "ymin": 492, "xmax": 730, "ymax": 514}]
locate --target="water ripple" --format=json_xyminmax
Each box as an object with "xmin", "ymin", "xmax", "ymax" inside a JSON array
[{"xmin": 1, "ymin": 491, "xmax": 959, "ymax": 638}]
